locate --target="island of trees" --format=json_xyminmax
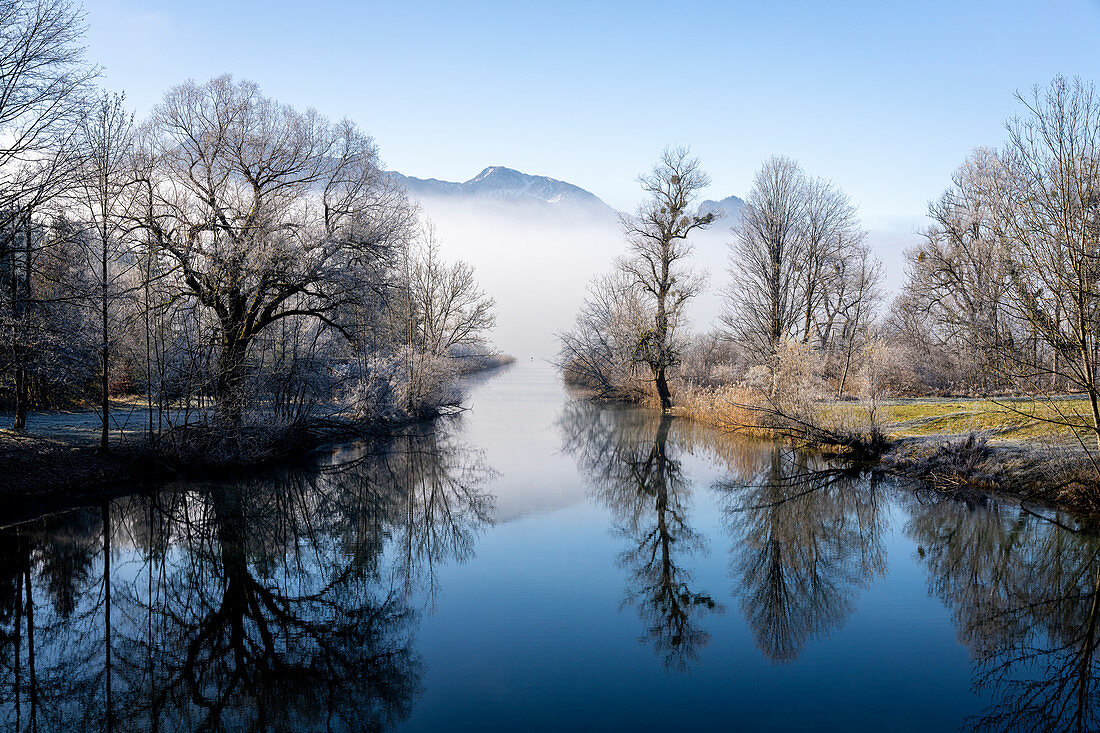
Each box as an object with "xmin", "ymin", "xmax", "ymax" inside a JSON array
[{"xmin": 559, "ymin": 76, "xmax": 1100, "ymax": 509}]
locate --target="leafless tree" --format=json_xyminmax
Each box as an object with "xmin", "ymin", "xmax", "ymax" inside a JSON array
[
  {"xmin": 722, "ymin": 156, "xmax": 807, "ymax": 363},
  {"xmin": 66, "ymin": 92, "xmax": 138, "ymax": 451},
  {"xmin": 825, "ymin": 241, "xmax": 883, "ymax": 396},
  {"xmin": 893, "ymin": 148, "xmax": 1011, "ymax": 393},
  {"xmin": 797, "ymin": 175, "xmax": 862, "ymax": 346},
  {"xmin": 0, "ymin": 0, "xmax": 94, "ymax": 224},
  {"xmin": 619, "ymin": 146, "xmax": 714, "ymax": 410},
  {"xmin": 983, "ymin": 77, "xmax": 1100, "ymax": 460},
  {"xmin": 399, "ymin": 222, "xmax": 495, "ymax": 359},
  {"xmin": 0, "ymin": 0, "xmax": 93, "ymax": 428},
  {"xmin": 722, "ymin": 157, "xmax": 878, "ymax": 397},
  {"xmin": 136, "ymin": 76, "xmax": 416, "ymax": 421},
  {"xmin": 557, "ymin": 269, "xmax": 651, "ymax": 399}
]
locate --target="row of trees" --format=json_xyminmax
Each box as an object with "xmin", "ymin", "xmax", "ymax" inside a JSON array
[
  {"xmin": 561, "ymin": 75, "xmax": 1100, "ymax": 464},
  {"xmin": 1, "ymin": 0, "xmax": 498, "ymax": 454},
  {"xmin": 892, "ymin": 76, "xmax": 1100, "ymax": 454},
  {"xmin": 558, "ymin": 148, "xmax": 881, "ymax": 408}
]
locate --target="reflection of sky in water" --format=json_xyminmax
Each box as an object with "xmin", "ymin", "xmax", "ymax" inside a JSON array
[{"xmin": 2, "ymin": 360, "xmax": 1099, "ymax": 732}]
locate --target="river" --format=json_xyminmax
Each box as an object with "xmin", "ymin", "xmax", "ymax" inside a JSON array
[{"xmin": 1, "ymin": 360, "xmax": 1097, "ymax": 731}]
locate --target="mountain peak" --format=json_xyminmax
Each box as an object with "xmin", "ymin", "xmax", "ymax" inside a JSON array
[
  {"xmin": 698, "ymin": 194, "xmax": 745, "ymax": 221},
  {"xmin": 387, "ymin": 166, "xmax": 615, "ymax": 219},
  {"xmin": 467, "ymin": 165, "xmax": 515, "ymax": 183}
]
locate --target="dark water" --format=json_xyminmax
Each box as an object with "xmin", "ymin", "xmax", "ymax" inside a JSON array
[{"xmin": 2, "ymin": 361, "xmax": 1099, "ymax": 732}]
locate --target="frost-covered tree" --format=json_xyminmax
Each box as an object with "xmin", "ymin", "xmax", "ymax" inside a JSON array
[
  {"xmin": 137, "ymin": 76, "xmax": 416, "ymax": 421},
  {"xmin": 0, "ymin": 0, "xmax": 94, "ymax": 428},
  {"xmin": 722, "ymin": 157, "xmax": 879, "ymax": 396},
  {"xmin": 619, "ymin": 147, "xmax": 714, "ymax": 410}
]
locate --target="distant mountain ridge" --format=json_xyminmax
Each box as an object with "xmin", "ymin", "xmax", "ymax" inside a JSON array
[
  {"xmin": 387, "ymin": 164, "xmax": 744, "ymax": 224},
  {"xmin": 386, "ymin": 166, "xmax": 616, "ymax": 217},
  {"xmin": 698, "ymin": 194, "xmax": 745, "ymax": 221}
]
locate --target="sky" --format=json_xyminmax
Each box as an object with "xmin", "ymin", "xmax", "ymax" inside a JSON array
[
  {"xmin": 81, "ymin": 0, "xmax": 1100, "ymax": 222},
  {"xmin": 77, "ymin": 0, "xmax": 1100, "ymax": 355}
]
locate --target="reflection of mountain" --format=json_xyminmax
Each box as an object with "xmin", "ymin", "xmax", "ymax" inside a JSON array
[
  {"xmin": 0, "ymin": 424, "xmax": 494, "ymax": 731},
  {"xmin": 905, "ymin": 494, "xmax": 1100, "ymax": 732},
  {"xmin": 559, "ymin": 400, "xmax": 722, "ymax": 670},
  {"xmin": 716, "ymin": 450, "xmax": 886, "ymax": 663},
  {"xmin": 387, "ymin": 166, "xmax": 616, "ymax": 220}
]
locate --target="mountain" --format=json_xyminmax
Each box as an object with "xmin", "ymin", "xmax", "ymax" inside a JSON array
[
  {"xmin": 698, "ymin": 194, "xmax": 745, "ymax": 222},
  {"xmin": 386, "ymin": 166, "xmax": 616, "ymax": 219}
]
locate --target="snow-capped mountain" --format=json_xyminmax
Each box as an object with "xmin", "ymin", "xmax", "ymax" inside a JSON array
[
  {"xmin": 387, "ymin": 164, "xmax": 747, "ymax": 231},
  {"xmin": 698, "ymin": 194, "xmax": 745, "ymax": 221},
  {"xmin": 386, "ymin": 166, "xmax": 616, "ymax": 219}
]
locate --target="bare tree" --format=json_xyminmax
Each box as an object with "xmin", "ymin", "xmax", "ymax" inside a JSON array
[
  {"xmin": 619, "ymin": 146, "xmax": 714, "ymax": 410},
  {"xmin": 825, "ymin": 241, "xmax": 883, "ymax": 397},
  {"xmin": 985, "ymin": 76, "xmax": 1100, "ymax": 459},
  {"xmin": 722, "ymin": 156, "xmax": 807, "ymax": 363},
  {"xmin": 137, "ymin": 76, "xmax": 415, "ymax": 421},
  {"xmin": 557, "ymin": 269, "xmax": 651, "ymax": 399},
  {"xmin": 400, "ymin": 223, "xmax": 495, "ymax": 359},
  {"xmin": 894, "ymin": 148, "xmax": 1010, "ymax": 393},
  {"xmin": 0, "ymin": 0, "xmax": 93, "ymax": 429},
  {"xmin": 0, "ymin": 0, "xmax": 94, "ymax": 224},
  {"xmin": 67, "ymin": 92, "xmax": 137, "ymax": 451},
  {"xmin": 797, "ymin": 175, "xmax": 861, "ymax": 347},
  {"xmin": 722, "ymin": 157, "xmax": 876, "ymax": 399}
]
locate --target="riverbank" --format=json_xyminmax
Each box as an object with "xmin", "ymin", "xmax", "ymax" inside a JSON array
[
  {"xmin": 0, "ymin": 357, "xmax": 517, "ymax": 512},
  {"xmin": 664, "ymin": 383, "xmax": 1100, "ymax": 513}
]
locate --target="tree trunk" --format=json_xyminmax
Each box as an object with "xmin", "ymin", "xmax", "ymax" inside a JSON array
[
  {"xmin": 13, "ymin": 365, "xmax": 28, "ymax": 430},
  {"xmin": 12, "ymin": 212, "xmax": 32, "ymax": 431},
  {"xmin": 655, "ymin": 366, "xmax": 673, "ymax": 412},
  {"xmin": 216, "ymin": 335, "xmax": 250, "ymax": 424},
  {"xmin": 654, "ymin": 269, "xmax": 673, "ymax": 411},
  {"xmin": 101, "ymin": 242, "xmax": 110, "ymax": 453},
  {"xmin": 100, "ymin": 342, "xmax": 109, "ymax": 452}
]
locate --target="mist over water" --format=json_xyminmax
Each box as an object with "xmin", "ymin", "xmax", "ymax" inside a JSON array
[
  {"xmin": 417, "ymin": 197, "xmax": 735, "ymax": 359},
  {"xmin": 415, "ymin": 197, "xmax": 620, "ymax": 359}
]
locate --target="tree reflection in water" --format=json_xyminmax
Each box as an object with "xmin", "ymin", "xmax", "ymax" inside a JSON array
[
  {"xmin": 905, "ymin": 492, "xmax": 1100, "ymax": 732},
  {"xmin": 0, "ymin": 422, "xmax": 494, "ymax": 732},
  {"xmin": 714, "ymin": 445, "xmax": 887, "ymax": 663},
  {"xmin": 560, "ymin": 400, "xmax": 722, "ymax": 671}
]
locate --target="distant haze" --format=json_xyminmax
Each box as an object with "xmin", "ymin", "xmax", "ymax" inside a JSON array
[{"xmin": 390, "ymin": 167, "xmax": 758, "ymax": 359}]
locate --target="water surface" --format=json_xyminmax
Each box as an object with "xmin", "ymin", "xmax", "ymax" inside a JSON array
[{"xmin": 2, "ymin": 361, "xmax": 1098, "ymax": 731}]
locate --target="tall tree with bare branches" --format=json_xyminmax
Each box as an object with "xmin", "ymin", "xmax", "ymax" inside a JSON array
[
  {"xmin": 986, "ymin": 76, "xmax": 1100, "ymax": 459},
  {"xmin": 68, "ymin": 92, "xmax": 137, "ymax": 451},
  {"xmin": 722, "ymin": 156, "xmax": 807, "ymax": 363},
  {"xmin": 0, "ymin": 0, "xmax": 93, "ymax": 429},
  {"xmin": 619, "ymin": 147, "xmax": 714, "ymax": 410},
  {"xmin": 137, "ymin": 76, "xmax": 415, "ymax": 421}
]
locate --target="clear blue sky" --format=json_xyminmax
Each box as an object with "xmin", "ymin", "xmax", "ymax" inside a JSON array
[{"xmin": 83, "ymin": 0, "xmax": 1100, "ymax": 227}]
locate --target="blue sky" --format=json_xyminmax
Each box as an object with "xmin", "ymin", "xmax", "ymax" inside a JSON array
[{"xmin": 83, "ymin": 0, "xmax": 1100, "ymax": 227}]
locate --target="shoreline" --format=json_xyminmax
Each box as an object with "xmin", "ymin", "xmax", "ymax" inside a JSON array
[
  {"xmin": 1, "ymin": 359, "xmax": 518, "ymax": 520},
  {"xmin": 0, "ymin": 416, "xmax": 405, "ymax": 524},
  {"xmin": 566, "ymin": 382, "xmax": 1100, "ymax": 516}
]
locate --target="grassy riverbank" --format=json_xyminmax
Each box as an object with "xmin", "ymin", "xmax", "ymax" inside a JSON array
[{"xmin": 666, "ymin": 384, "xmax": 1100, "ymax": 512}]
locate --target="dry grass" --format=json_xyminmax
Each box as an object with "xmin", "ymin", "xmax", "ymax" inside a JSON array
[
  {"xmin": 673, "ymin": 382, "xmax": 1100, "ymax": 510},
  {"xmin": 824, "ymin": 396, "xmax": 1096, "ymax": 444},
  {"xmin": 674, "ymin": 384, "xmax": 774, "ymax": 436}
]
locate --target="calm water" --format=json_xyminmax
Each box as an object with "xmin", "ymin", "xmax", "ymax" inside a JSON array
[{"xmin": 2, "ymin": 361, "xmax": 1098, "ymax": 732}]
